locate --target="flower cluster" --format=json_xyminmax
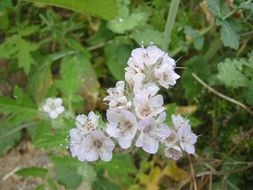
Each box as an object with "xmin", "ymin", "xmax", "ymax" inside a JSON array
[
  {"xmin": 68, "ymin": 45, "xmax": 197, "ymax": 162},
  {"xmin": 70, "ymin": 111, "xmax": 115, "ymax": 161}
]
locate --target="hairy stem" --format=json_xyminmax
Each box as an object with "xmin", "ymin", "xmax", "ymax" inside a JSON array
[{"xmin": 162, "ymin": 0, "xmax": 181, "ymax": 51}]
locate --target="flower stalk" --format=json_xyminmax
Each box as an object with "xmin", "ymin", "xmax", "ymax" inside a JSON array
[{"xmin": 162, "ymin": 0, "xmax": 181, "ymax": 51}]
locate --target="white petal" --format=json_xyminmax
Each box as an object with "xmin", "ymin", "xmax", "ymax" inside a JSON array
[
  {"xmin": 56, "ymin": 106, "xmax": 65, "ymax": 114},
  {"xmin": 135, "ymin": 132, "xmax": 144, "ymax": 147},
  {"xmin": 106, "ymin": 124, "xmax": 119, "ymax": 138},
  {"xmin": 142, "ymin": 135, "xmax": 159, "ymax": 154},
  {"xmin": 103, "ymin": 138, "xmax": 115, "ymax": 152},
  {"xmin": 150, "ymin": 95, "xmax": 163, "ymax": 107},
  {"xmin": 181, "ymin": 143, "xmax": 195, "ymax": 154},
  {"xmin": 54, "ymin": 98, "xmax": 62, "ymax": 106},
  {"xmin": 106, "ymin": 110, "xmax": 119, "ymax": 123},
  {"xmin": 98, "ymin": 149, "xmax": 112, "ymax": 161},
  {"xmin": 118, "ymin": 137, "xmax": 132, "ymax": 149},
  {"xmin": 85, "ymin": 148, "xmax": 99, "ymax": 161},
  {"xmin": 88, "ymin": 111, "xmax": 99, "ymax": 127},
  {"xmin": 42, "ymin": 105, "xmax": 51, "ymax": 113},
  {"xmin": 49, "ymin": 111, "xmax": 58, "ymax": 119}
]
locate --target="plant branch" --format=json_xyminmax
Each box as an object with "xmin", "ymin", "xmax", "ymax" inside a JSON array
[
  {"xmin": 192, "ymin": 73, "xmax": 253, "ymax": 117},
  {"xmin": 188, "ymin": 155, "xmax": 198, "ymax": 190},
  {"xmin": 162, "ymin": 0, "xmax": 181, "ymax": 51}
]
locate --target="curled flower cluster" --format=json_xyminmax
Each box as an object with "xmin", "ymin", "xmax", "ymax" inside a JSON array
[{"xmin": 69, "ymin": 45, "xmax": 197, "ymax": 162}]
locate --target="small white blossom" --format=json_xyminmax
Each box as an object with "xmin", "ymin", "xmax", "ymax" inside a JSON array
[
  {"xmin": 106, "ymin": 109, "xmax": 138, "ymax": 149},
  {"xmin": 133, "ymin": 90, "xmax": 164, "ymax": 120},
  {"xmin": 154, "ymin": 63, "xmax": 180, "ymax": 89},
  {"xmin": 172, "ymin": 114, "xmax": 190, "ymax": 130},
  {"xmin": 75, "ymin": 111, "xmax": 98, "ymax": 134},
  {"xmin": 177, "ymin": 120, "xmax": 197, "ymax": 154},
  {"xmin": 164, "ymin": 145, "xmax": 182, "ymax": 160},
  {"xmin": 104, "ymin": 81, "xmax": 132, "ymax": 110},
  {"xmin": 84, "ymin": 130, "xmax": 115, "ymax": 162},
  {"xmin": 163, "ymin": 128, "xmax": 178, "ymax": 148},
  {"xmin": 136, "ymin": 112, "xmax": 170, "ymax": 154},
  {"xmin": 42, "ymin": 98, "xmax": 65, "ymax": 119},
  {"xmin": 69, "ymin": 128, "xmax": 86, "ymax": 161}
]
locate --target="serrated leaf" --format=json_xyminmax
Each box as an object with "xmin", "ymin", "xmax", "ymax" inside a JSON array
[
  {"xmin": 105, "ymin": 38, "xmax": 131, "ymax": 80},
  {"xmin": 219, "ymin": 20, "xmax": 240, "ymax": 49},
  {"xmin": 108, "ymin": 0, "xmax": 147, "ymax": 34},
  {"xmin": 16, "ymin": 167, "xmax": 48, "ymax": 178},
  {"xmin": 181, "ymin": 56, "xmax": 211, "ymax": 101},
  {"xmin": 131, "ymin": 27, "xmax": 163, "ymax": 47},
  {"xmin": 0, "ymin": 35, "xmax": 37, "ymax": 73},
  {"xmin": 92, "ymin": 175, "xmax": 122, "ymax": 190},
  {"xmin": 240, "ymin": 2, "xmax": 253, "ymax": 12},
  {"xmin": 217, "ymin": 58, "xmax": 249, "ymax": 88},
  {"xmin": 184, "ymin": 26, "xmax": 204, "ymax": 50},
  {"xmin": 50, "ymin": 155, "xmax": 94, "ymax": 188},
  {"xmin": 24, "ymin": 0, "xmax": 118, "ymax": 20},
  {"xmin": 206, "ymin": 0, "xmax": 221, "ymax": 16},
  {"xmin": 0, "ymin": 86, "xmax": 38, "ymax": 125}
]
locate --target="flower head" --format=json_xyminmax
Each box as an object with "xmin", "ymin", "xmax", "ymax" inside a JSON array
[
  {"xmin": 42, "ymin": 97, "xmax": 65, "ymax": 119},
  {"xmin": 75, "ymin": 111, "xmax": 99, "ymax": 134},
  {"xmin": 84, "ymin": 130, "xmax": 115, "ymax": 162},
  {"xmin": 106, "ymin": 109, "xmax": 138, "ymax": 149}
]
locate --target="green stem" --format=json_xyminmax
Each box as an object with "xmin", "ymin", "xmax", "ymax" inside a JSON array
[{"xmin": 162, "ymin": 0, "xmax": 181, "ymax": 51}]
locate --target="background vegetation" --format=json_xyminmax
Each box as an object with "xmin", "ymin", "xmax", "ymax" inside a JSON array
[{"xmin": 0, "ymin": 0, "xmax": 253, "ymax": 189}]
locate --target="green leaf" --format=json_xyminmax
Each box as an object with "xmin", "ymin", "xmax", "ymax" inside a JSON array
[
  {"xmin": 217, "ymin": 58, "xmax": 249, "ymax": 88},
  {"xmin": 28, "ymin": 64, "xmax": 52, "ymax": 104},
  {"xmin": 50, "ymin": 155, "xmax": 95, "ymax": 188},
  {"xmin": 0, "ymin": 35, "xmax": 38, "ymax": 74},
  {"xmin": 184, "ymin": 26, "xmax": 204, "ymax": 50},
  {"xmin": 206, "ymin": 0, "xmax": 221, "ymax": 17},
  {"xmin": 219, "ymin": 20, "xmax": 240, "ymax": 49},
  {"xmin": 56, "ymin": 56, "xmax": 82, "ymax": 97},
  {"xmin": 105, "ymin": 38, "xmax": 131, "ymax": 80},
  {"xmin": 0, "ymin": 123, "xmax": 21, "ymax": 156},
  {"xmin": 181, "ymin": 56, "xmax": 211, "ymax": 101},
  {"xmin": 131, "ymin": 27, "xmax": 163, "ymax": 47},
  {"xmin": 0, "ymin": 86, "xmax": 38, "ymax": 125},
  {"xmin": 92, "ymin": 175, "xmax": 122, "ymax": 190},
  {"xmin": 240, "ymin": 2, "xmax": 253, "ymax": 12},
  {"xmin": 244, "ymin": 84, "xmax": 253, "ymax": 104},
  {"xmin": 107, "ymin": 0, "xmax": 148, "ymax": 34},
  {"xmin": 24, "ymin": 0, "xmax": 118, "ymax": 20},
  {"xmin": 16, "ymin": 167, "xmax": 48, "ymax": 178}
]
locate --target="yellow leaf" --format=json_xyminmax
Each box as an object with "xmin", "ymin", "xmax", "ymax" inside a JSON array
[{"xmin": 163, "ymin": 160, "xmax": 189, "ymax": 181}]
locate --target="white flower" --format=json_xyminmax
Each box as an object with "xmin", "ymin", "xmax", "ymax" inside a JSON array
[
  {"xmin": 104, "ymin": 81, "xmax": 125, "ymax": 101},
  {"xmin": 106, "ymin": 109, "xmax": 138, "ymax": 149},
  {"xmin": 136, "ymin": 112, "xmax": 170, "ymax": 154},
  {"xmin": 129, "ymin": 45, "xmax": 165, "ymax": 69},
  {"xmin": 164, "ymin": 146, "xmax": 182, "ymax": 160},
  {"xmin": 125, "ymin": 67, "xmax": 145, "ymax": 90},
  {"xmin": 69, "ymin": 128, "xmax": 86, "ymax": 161},
  {"xmin": 42, "ymin": 97, "xmax": 65, "ymax": 119},
  {"xmin": 133, "ymin": 90, "xmax": 164, "ymax": 119},
  {"xmin": 178, "ymin": 122, "xmax": 197, "ymax": 154},
  {"xmin": 84, "ymin": 130, "xmax": 115, "ymax": 162},
  {"xmin": 75, "ymin": 111, "xmax": 99, "ymax": 134},
  {"xmin": 154, "ymin": 63, "xmax": 180, "ymax": 89},
  {"xmin": 163, "ymin": 128, "xmax": 178, "ymax": 148},
  {"xmin": 104, "ymin": 81, "xmax": 132, "ymax": 110},
  {"xmin": 172, "ymin": 114, "xmax": 190, "ymax": 130}
]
